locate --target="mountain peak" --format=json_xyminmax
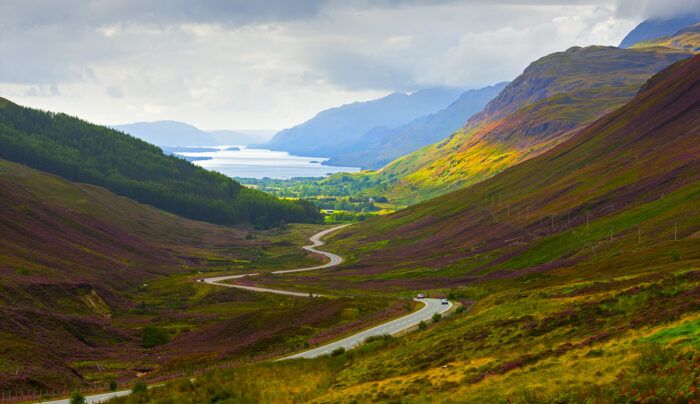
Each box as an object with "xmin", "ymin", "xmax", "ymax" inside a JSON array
[{"xmin": 619, "ymin": 17, "xmax": 699, "ymax": 48}]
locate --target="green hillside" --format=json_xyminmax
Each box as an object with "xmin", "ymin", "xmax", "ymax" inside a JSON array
[
  {"xmin": 317, "ymin": 37, "xmax": 695, "ymax": 205},
  {"xmin": 0, "ymin": 98, "xmax": 320, "ymax": 227},
  {"xmin": 0, "ymin": 157, "xmax": 399, "ymax": 392},
  {"xmin": 112, "ymin": 54, "xmax": 700, "ymax": 404}
]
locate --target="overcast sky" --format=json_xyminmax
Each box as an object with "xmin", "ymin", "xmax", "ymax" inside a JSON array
[{"xmin": 0, "ymin": 0, "xmax": 697, "ymax": 132}]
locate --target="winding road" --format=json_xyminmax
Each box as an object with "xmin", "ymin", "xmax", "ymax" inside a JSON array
[
  {"xmin": 37, "ymin": 225, "xmax": 452, "ymax": 403},
  {"xmin": 204, "ymin": 224, "xmax": 452, "ymax": 359},
  {"xmin": 202, "ymin": 225, "xmax": 348, "ymax": 296}
]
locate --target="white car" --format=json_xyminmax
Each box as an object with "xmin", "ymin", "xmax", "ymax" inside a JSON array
[
  {"xmin": 417, "ymin": 294, "xmax": 425, "ymax": 299},
  {"xmin": 441, "ymin": 298, "xmax": 449, "ymax": 305}
]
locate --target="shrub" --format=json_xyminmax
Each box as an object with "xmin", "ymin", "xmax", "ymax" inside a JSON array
[
  {"xmin": 141, "ymin": 325, "xmax": 171, "ymax": 348},
  {"xmin": 456, "ymin": 306, "xmax": 466, "ymax": 314},
  {"xmin": 109, "ymin": 379, "xmax": 118, "ymax": 391},
  {"xmin": 364, "ymin": 334, "xmax": 393, "ymax": 344},
  {"xmin": 331, "ymin": 347, "xmax": 345, "ymax": 356},
  {"xmin": 132, "ymin": 381, "xmax": 148, "ymax": 393},
  {"xmin": 418, "ymin": 321, "xmax": 427, "ymax": 331},
  {"xmin": 670, "ymin": 250, "xmax": 682, "ymax": 261},
  {"xmin": 69, "ymin": 392, "xmax": 85, "ymax": 404},
  {"xmin": 432, "ymin": 313, "xmax": 442, "ymax": 323}
]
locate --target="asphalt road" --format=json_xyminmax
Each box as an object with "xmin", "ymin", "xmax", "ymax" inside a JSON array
[
  {"xmin": 202, "ymin": 224, "xmax": 348, "ymax": 297},
  {"xmin": 281, "ymin": 297, "xmax": 451, "ymax": 360},
  {"xmin": 205, "ymin": 224, "xmax": 452, "ymax": 360},
  {"xmin": 37, "ymin": 389, "xmax": 132, "ymax": 404},
  {"xmin": 37, "ymin": 224, "xmax": 452, "ymax": 403}
]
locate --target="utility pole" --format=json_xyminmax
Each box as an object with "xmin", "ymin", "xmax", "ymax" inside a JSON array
[{"xmin": 675, "ymin": 222, "xmax": 678, "ymax": 241}]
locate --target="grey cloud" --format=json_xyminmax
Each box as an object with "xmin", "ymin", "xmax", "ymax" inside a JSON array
[
  {"xmin": 614, "ymin": 0, "xmax": 700, "ymax": 19},
  {"xmin": 22, "ymin": 84, "xmax": 60, "ymax": 97},
  {"xmin": 1, "ymin": 0, "xmax": 328, "ymax": 31},
  {"xmin": 106, "ymin": 85, "xmax": 124, "ymax": 98},
  {"xmin": 309, "ymin": 49, "xmax": 417, "ymax": 91},
  {"xmin": 3, "ymin": 0, "xmax": 691, "ymax": 130}
]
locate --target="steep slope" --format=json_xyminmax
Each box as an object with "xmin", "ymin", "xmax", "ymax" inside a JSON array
[
  {"xmin": 0, "ymin": 158, "xmax": 238, "ymax": 391},
  {"xmin": 324, "ymin": 82, "xmax": 508, "ymax": 169},
  {"xmin": 322, "ymin": 54, "xmax": 699, "ymax": 288},
  {"xmin": 259, "ymin": 87, "xmax": 465, "ymax": 158},
  {"xmin": 111, "ymin": 54, "xmax": 700, "ymax": 404},
  {"xmin": 619, "ymin": 16, "xmax": 699, "ymax": 48},
  {"xmin": 322, "ymin": 40, "xmax": 694, "ymax": 205},
  {"xmin": 0, "ymin": 99, "xmax": 320, "ymax": 226}
]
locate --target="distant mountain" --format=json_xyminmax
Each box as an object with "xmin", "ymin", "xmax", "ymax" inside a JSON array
[
  {"xmin": 209, "ymin": 129, "xmax": 275, "ymax": 145},
  {"xmin": 112, "ymin": 121, "xmax": 274, "ymax": 147},
  {"xmin": 319, "ymin": 32, "xmax": 696, "ymax": 204},
  {"xmin": 630, "ymin": 22, "xmax": 700, "ymax": 53},
  {"xmin": 113, "ymin": 120, "xmax": 218, "ymax": 146},
  {"xmin": 324, "ymin": 82, "xmax": 508, "ymax": 169},
  {"xmin": 259, "ymin": 87, "xmax": 467, "ymax": 158},
  {"xmin": 619, "ymin": 17, "xmax": 699, "ymax": 48},
  {"xmin": 0, "ymin": 98, "xmax": 321, "ymax": 226}
]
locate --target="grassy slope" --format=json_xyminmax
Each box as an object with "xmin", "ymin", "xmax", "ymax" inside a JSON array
[
  {"xmin": 319, "ymin": 40, "xmax": 695, "ymax": 206},
  {"xmin": 0, "ymin": 159, "xmax": 402, "ymax": 394},
  {"xmin": 118, "ymin": 55, "xmax": 700, "ymax": 403},
  {"xmin": 630, "ymin": 23, "xmax": 700, "ymax": 53}
]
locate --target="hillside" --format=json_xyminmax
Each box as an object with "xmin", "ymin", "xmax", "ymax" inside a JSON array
[
  {"xmin": 259, "ymin": 87, "xmax": 465, "ymax": 158},
  {"xmin": 619, "ymin": 16, "xmax": 699, "ymax": 48},
  {"xmin": 124, "ymin": 54, "xmax": 700, "ymax": 404},
  {"xmin": 0, "ymin": 98, "xmax": 320, "ymax": 227},
  {"xmin": 324, "ymin": 82, "xmax": 508, "ymax": 169},
  {"xmin": 0, "ymin": 158, "xmax": 400, "ymax": 393},
  {"xmin": 319, "ymin": 38, "xmax": 694, "ymax": 205}
]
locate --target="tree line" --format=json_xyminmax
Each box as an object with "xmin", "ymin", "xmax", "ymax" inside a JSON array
[{"xmin": 0, "ymin": 100, "xmax": 321, "ymax": 226}]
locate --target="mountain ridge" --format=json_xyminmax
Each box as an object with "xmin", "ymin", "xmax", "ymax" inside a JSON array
[
  {"xmin": 619, "ymin": 16, "xmax": 699, "ymax": 48},
  {"xmin": 258, "ymin": 87, "xmax": 467, "ymax": 159},
  {"xmin": 317, "ymin": 35, "xmax": 696, "ymax": 204},
  {"xmin": 323, "ymin": 82, "xmax": 508, "ymax": 169}
]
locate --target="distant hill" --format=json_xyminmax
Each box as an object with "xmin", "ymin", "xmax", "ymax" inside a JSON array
[
  {"xmin": 112, "ymin": 120, "xmax": 218, "ymax": 146},
  {"xmin": 112, "ymin": 121, "xmax": 274, "ymax": 146},
  {"xmin": 630, "ymin": 22, "xmax": 700, "ymax": 53},
  {"xmin": 319, "ymin": 32, "xmax": 696, "ymax": 204},
  {"xmin": 209, "ymin": 129, "xmax": 275, "ymax": 145},
  {"xmin": 0, "ymin": 98, "xmax": 320, "ymax": 226},
  {"xmin": 259, "ymin": 87, "xmax": 467, "ymax": 158},
  {"xmin": 324, "ymin": 82, "xmax": 508, "ymax": 169},
  {"xmin": 619, "ymin": 17, "xmax": 699, "ymax": 48}
]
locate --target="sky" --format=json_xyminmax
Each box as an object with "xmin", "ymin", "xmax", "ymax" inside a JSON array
[{"xmin": 0, "ymin": 0, "xmax": 697, "ymax": 133}]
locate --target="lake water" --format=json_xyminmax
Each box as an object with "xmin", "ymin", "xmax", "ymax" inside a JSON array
[{"xmin": 175, "ymin": 146, "xmax": 360, "ymax": 179}]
